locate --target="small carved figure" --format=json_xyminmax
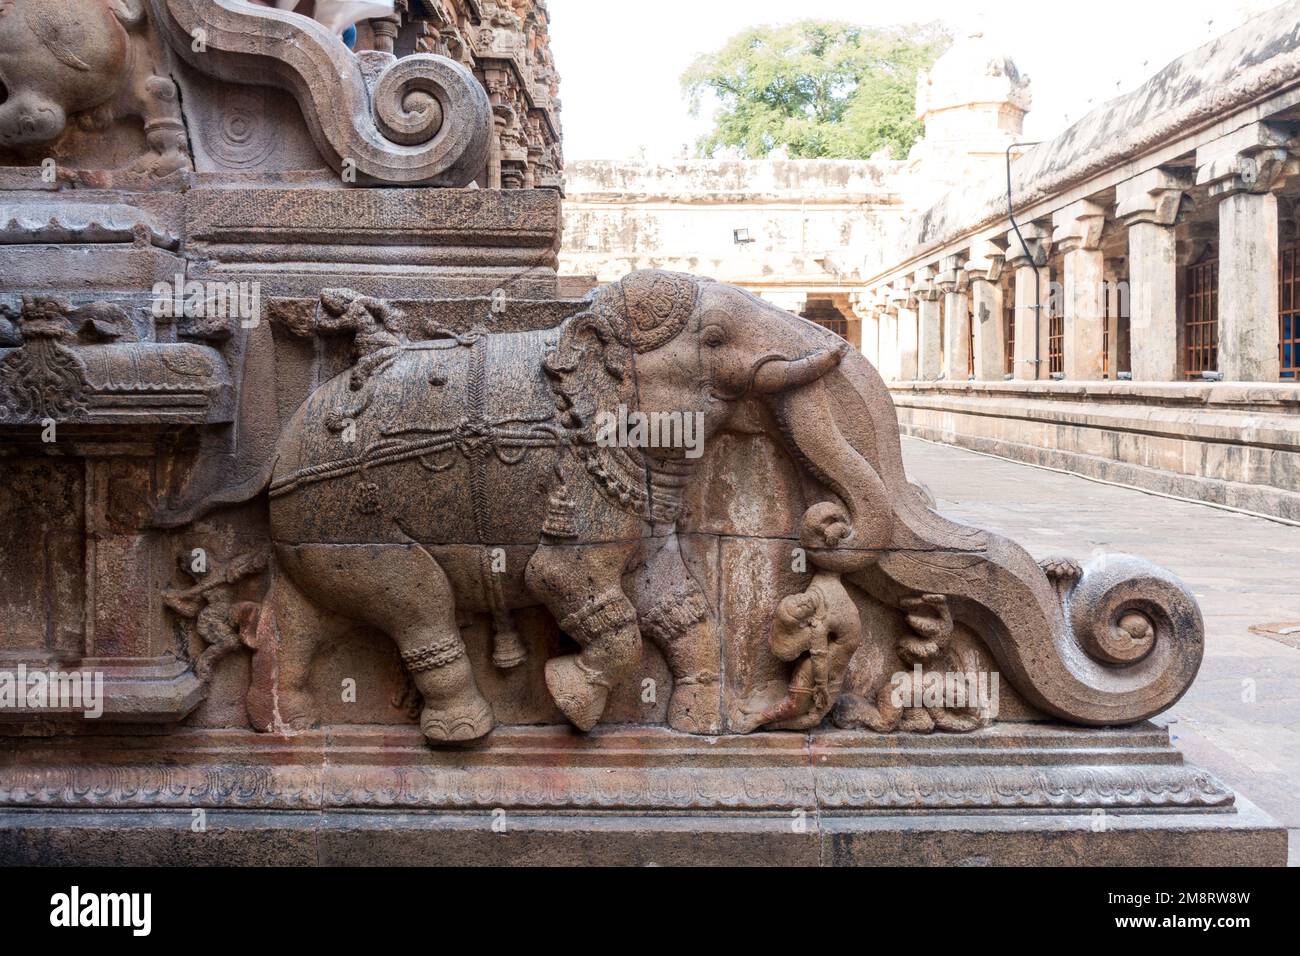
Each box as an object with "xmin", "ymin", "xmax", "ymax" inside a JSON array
[
  {"xmin": 735, "ymin": 503, "xmax": 863, "ymax": 732},
  {"xmin": 162, "ymin": 551, "xmax": 266, "ymax": 683},
  {"xmin": 834, "ymin": 593, "xmax": 987, "ymax": 734},
  {"xmin": 743, "ymin": 570, "xmax": 862, "ymax": 732}
]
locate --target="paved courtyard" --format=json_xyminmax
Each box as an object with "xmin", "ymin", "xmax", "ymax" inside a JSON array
[{"xmin": 900, "ymin": 437, "xmax": 1300, "ymax": 865}]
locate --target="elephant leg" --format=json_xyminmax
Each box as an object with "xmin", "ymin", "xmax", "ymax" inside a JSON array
[
  {"xmin": 277, "ymin": 543, "xmax": 492, "ymax": 742},
  {"xmin": 624, "ymin": 536, "xmax": 722, "ymax": 734},
  {"xmin": 246, "ymin": 557, "xmax": 346, "ymax": 733},
  {"xmin": 131, "ymin": 72, "xmax": 190, "ymax": 177},
  {"xmin": 526, "ymin": 541, "xmax": 642, "ymax": 732},
  {"xmin": 357, "ymin": 548, "xmax": 492, "ymax": 743}
]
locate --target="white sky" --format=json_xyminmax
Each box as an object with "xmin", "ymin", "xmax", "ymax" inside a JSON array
[{"xmin": 549, "ymin": 0, "xmax": 1284, "ymax": 160}]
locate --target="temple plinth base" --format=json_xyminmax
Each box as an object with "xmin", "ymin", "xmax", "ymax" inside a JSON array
[{"xmin": 0, "ymin": 723, "xmax": 1285, "ymax": 865}]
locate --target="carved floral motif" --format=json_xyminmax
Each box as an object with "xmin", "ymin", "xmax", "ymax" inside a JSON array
[{"xmin": 0, "ymin": 297, "xmax": 89, "ymax": 420}]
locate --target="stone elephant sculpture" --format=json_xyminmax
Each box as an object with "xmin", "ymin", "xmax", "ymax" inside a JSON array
[
  {"xmin": 158, "ymin": 270, "xmax": 1204, "ymax": 745},
  {"xmin": 0, "ymin": 0, "xmax": 187, "ymax": 175}
]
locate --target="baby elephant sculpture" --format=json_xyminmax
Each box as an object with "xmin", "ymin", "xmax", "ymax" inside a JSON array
[
  {"xmin": 0, "ymin": 0, "xmax": 188, "ymax": 175},
  {"xmin": 161, "ymin": 269, "xmax": 1206, "ymax": 746},
  {"xmin": 734, "ymin": 502, "xmax": 863, "ymax": 733}
]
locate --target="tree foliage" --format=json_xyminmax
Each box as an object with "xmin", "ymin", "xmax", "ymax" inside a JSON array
[{"xmin": 682, "ymin": 20, "xmax": 950, "ymax": 161}]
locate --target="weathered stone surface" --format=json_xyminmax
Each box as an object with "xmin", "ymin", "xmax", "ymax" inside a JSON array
[
  {"xmin": 0, "ymin": 723, "xmax": 1242, "ymax": 812},
  {"xmin": 0, "ymin": 0, "xmax": 1270, "ymax": 866},
  {"xmin": 2, "ymin": 801, "xmax": 1282, "ymax": 866},
  {"xmin": 0, "ymin": 724, "xmax": 1284, "ymax": 865}
]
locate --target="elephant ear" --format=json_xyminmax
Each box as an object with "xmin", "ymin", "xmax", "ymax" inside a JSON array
[
  {"xmin": 544, "ymin": 309, "xmax": 632, "ymax": 436},
  {"xmin": 28, "ymin": 4, "xmax": 96, "ymax": 72},
  {"xmin": 549, "ymin": 309, "xmax": 628, "ymax": 380}
]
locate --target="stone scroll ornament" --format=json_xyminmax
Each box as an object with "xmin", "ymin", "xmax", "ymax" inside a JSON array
[
  {"xmin": 158, "ymin": 271, "xmax": 1205, "ymax": 744},
  {"xmin": 147, "ymin": 0, "xmax": 492, "ymax": 185}
]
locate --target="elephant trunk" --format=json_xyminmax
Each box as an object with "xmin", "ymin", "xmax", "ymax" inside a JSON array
[
  {"xmin": 765, "ymin": 347, "xmax": 1205, "ymax": 726},
  {"xmin": 762, "ymin": 373, "xmax": 893, "ymax": 569}
]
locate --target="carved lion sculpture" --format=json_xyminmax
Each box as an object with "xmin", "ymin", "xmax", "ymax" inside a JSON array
[
  {"xmin": 157, "ymin": 270, "xmax": 1205, "ymax": 747},
  {"xmin": 0, "ymin": 0, "xmax": 188, "ymax": 175}
]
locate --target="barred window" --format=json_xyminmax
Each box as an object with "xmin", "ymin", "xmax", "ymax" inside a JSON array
[
  {"xmin": 801, "ymin": 298, "xmax": 848, "ymax": 340},
  {"xmin": 1184, "ymin": 256, "xmax": 1218, "ymax": 378},
  {"xmin": 1281, "ymin": 243, "xmax": 1300, "ymax": 379}
]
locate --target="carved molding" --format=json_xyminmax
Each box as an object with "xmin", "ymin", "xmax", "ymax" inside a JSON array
[
  {"xmin": 0, "ymin": 203, "xmax": 179, "ymax": 249},
  {"xmin": 0, "ymin": 296, "xmax": 232, "ymax": 426},
  {"xmin": 0, "ymin": 724, "xmax": 1234, "ymax": 811}
]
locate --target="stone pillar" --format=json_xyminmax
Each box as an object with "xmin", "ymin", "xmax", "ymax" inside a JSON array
[
  {"xmin": 895, "ymin": 278, "xmax": 919, "ymax": 381},
  {"xmin": 1052, "ymin": 200, "xmax": 1107, "ymax": 380},
  {"xmin": 1219, "ymin": 192, "xmax": 1281, "ymax": 380},
  {"xmin": 936, "ymin": 254, "xmax": 970, "ymax": 380},
  {"xmin": 1116, "ymin": 169, "xmax": 1189, "ymax": 381},
  {"xmin": 863, "ymin": 309, "xmax": 881, "ymax": 368},
  {"xmin": 914, "ymin": 266, "xmax": 943, "ymax": 380},
  {"xmin": 1005, "ymin": 223, "xmax": 1051, "ymax": 380},
  {"xmin": 966, "ymin": 238, "xmax": 1007, "ymax": 380},
  {"xmin": 369, "ymin": 13, "xmax": 402, "ymax": 54},
  {"xmin": 1196, "ymin": 124, "xmax": 1295, "ymax": 381},
  {"xmin": 850, "ymin": 292, "xmax": 880, "ymax": 368},
  {"xmin": 1103, "ymin": 257, "xmax": 1124, "ymax": 377},
  {"xmin": 881, "ymin": 297, "xmax": 900, "ymax": 382}
]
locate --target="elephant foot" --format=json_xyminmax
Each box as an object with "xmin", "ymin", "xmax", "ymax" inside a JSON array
[
  {"xmin": 544, "ymin": 655, "xmax": 610, "ymax": 732},
  {"xmin": 930, "ymin": 708, "xmax": 983, "ymax": 733},
  {"xmin": 832, "ymin": 693, "xmax": 896, "ymax": 733},
  {"xmin": 122, "ymin": 148, "xmax": 189, "ymax": 183},
  {"xmin": 264, "ymin": 688, "xmax": 316, "ymax": 734},
  {"xmin": 491, "ymin": 629, "xmax": 527, "ymax": 670},
  {"xmin": 899, "ymin": 707, "xmax": 935, "ymax": 734},
  {"xmin": 767, "ymin": 707, "xmax": 828, "ymax": 732},
  {"xmin": 420, "ymin": 692, "xmax": 494, "ymax": 742},
  {"xmin": 667, "ymin": 680, "xmax": 722, "ymax": 735}
]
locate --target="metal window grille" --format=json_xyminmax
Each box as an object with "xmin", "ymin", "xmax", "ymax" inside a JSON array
[
  {"xmin": 1004, "ymin": 297, "xmax": 1015, "ymax": 375},
  {"xmin": 1280, "ymin": 243, "xmax": 1300, "ymax": 379},
  {"xmin": 1184, "ymin": 257, "xmax": 1218, "ymax": 378},
  {"xmin": 1048, "ymin": 304, "xmax": 1064, "ymax": 377}
]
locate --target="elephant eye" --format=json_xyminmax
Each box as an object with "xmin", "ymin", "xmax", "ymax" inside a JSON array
[{"xmin": 702, "ymin": 325, "xmax": 727, "ymax": 348}]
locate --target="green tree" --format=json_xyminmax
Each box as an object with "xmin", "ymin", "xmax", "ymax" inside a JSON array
[{"xmin": 682, "ymin": 20, "xmax": 950, "ymax": 161}]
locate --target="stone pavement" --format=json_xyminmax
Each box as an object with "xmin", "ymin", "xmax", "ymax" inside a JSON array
[{"xmin": 900, "ymin": 436, "xmax": 1300, "ymax": 866}]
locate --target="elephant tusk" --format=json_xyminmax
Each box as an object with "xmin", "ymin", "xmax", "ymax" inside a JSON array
[{"xmin": 750, "ymin": 343, "xmax": 847, "ymax": 394}]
